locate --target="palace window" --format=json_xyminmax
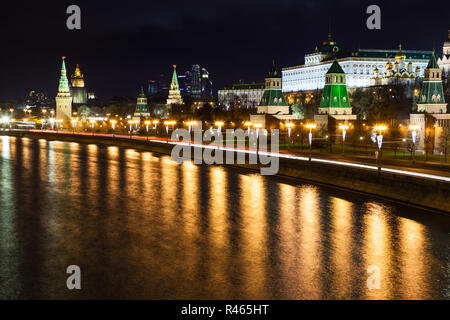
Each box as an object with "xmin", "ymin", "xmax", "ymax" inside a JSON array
[{"xmin": 333, "ymin": 96, "xmax": 337, "ymax": 102}]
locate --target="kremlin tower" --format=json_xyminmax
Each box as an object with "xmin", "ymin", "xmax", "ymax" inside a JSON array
[
  {"xmin": 71, "ymin": 64, "xmax": 88, "ymax": 106},
  {"xmin": 134, "ymin": 87, "xmax": 150, "ymax": 119},
  {"xmin": 55, "ymin": 56, "xmax": 72, "ymax": 123},
  {"xmin": 166, "ymin": 65, "xmax": 183, "ymax": 105}
]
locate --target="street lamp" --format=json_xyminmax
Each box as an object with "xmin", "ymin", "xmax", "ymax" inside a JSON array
[
  {"xmin": 244, "ymin": 121, "xmax": 252, "ymax": 135},
  {"xmin": 338, "ymin": 124, "xmax": 349, "ymax": 155},
  {"xmin": 408, "ymin": 124, "xmax": 420, "ymax": 163},
  {"xmin": 71, "ymin": 118, "xmax": 78, "ymax": 133},
  {"xmin": 305, "ymin": 123, "xmax": 317, "ymax": 160},
  {"xmin": 253, "ymin": 123, "xmax": 262, "ymax": 139},
  {"xmin": 374, "ymin": 125, "xmax": 387, "ymax": 168},
  {"xmin": 286, "ymin": 122, "xmax": 294, "ymax": 138},
  {"xmin": 164, "ymin": 120, "xmax": 176, "ymax": 136},
  {"xmin": 186, "ymin": 121, "xmax": 197, "ymax": 133},
  {"xmin": 215, "ymin": 121, "xmax": 224, "ymax": 134}
]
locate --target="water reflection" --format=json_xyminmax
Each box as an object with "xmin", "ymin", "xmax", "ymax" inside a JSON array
[{"xmin": 0, "ymin": 137, "xmax": 448, "ymax": 299}]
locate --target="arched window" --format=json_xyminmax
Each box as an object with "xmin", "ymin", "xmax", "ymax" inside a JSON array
[{"xmin": 333, "ymin": 96, "xmax": 337, "ymax": 102}]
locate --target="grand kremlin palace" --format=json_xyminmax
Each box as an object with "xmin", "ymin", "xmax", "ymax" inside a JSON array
[{"xmin": 282, "ymin": 33, "xmax": 435, "ymax": 93}]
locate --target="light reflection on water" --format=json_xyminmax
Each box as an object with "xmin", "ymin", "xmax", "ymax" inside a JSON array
[{"xmin": 0, "ymin": 136, "xmax": 449, "ymax": 299}]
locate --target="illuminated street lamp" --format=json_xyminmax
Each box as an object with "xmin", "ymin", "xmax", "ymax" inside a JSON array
[
  {"xmin": 186, "ymin": 121, "xmax": 197, "ymax": 133},
  {"xmin": 244, "ymin": 121, "xmax": 252, "ymax": 135},
  {"xmin": 164, "ymin": 120, "xmax": 176, "ymax": 135},
  {"xmin": 305, "ymin": 123, "xmax": 317, "ymax": 160},
  {"xmin": 338, "ymin": 124, "xmax": 349, "ymax": 155},
  {"xmin": 71, "ymin": 118, "xmax": 78, "ymax": 133},
  {"xmin": 285, "ymin": 122, "xmax": 294, "ymax": 138},
  {"xmin": 408, "ymin": 124, "xmax": 420, "ymax": 163},
  {"xmin": 215, "ymin": 121, "xmax": 224, "ymax": 134},
  {"xmin": 253, "ymin": 123, "xmax": 262, "ymax": 139},
  {"xmin": 145, "ymin": 120, "xmax": 151, "ymax": 132},
  {"xmin": 374, "ymin": 125, "xmax": 387, "ymax": 151}
]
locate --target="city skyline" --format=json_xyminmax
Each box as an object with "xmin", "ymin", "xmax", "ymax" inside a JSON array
[{"xmin": 0, "ymin": 0, "xmax": 449, "ymax": 101}]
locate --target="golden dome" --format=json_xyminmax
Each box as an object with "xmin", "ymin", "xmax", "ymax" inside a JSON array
[
  {"xmin": 386, "ymin": 60, "xmax": 392, "ymax": 69},
  {"xmin": 73, "ymin": 64, "xmax": 83, "ymax": 78},
  {"xmin": 415, "ymin": 66, "xmax": 420, "ymax": 72},
  {"xmin": 374, "ymin": 67, "xmax": 379, "ymax": 74},
  {"xmin": 395, "ymin": 44, "xmax": 406, "ymax": 60}
]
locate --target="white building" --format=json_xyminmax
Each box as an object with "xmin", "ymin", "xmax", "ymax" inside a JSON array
[
  {"xmin": 218, "ymin": 82, "xmax": 264, "ymax": 110},
  {"xmin": 282, "ymin": 33, "xmax": 433, "ymax": 93},
  {"xmin": 437, "ymin": 30, "xmax": 450, "ymax": 77}
]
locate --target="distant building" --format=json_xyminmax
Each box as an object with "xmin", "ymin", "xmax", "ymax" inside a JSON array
[
  {"xmin": 201, "ymin": 68, "xmax": 213, "ymax": 99},
  {"xmin": 190, "ymin": 64, "xmax": 202, "ymax": 98},
  {"xmin": 218, "ymin": 82, "xmax": 264, "ymax": 110},
  {"xmin": 71, "ymin": 64, "xmax": 88, "ymax": 106},
  {"xmin": 25, "ymin": 90, "xmax": 52, "ymax": 108},
  {"xmin": 55, "ymin": 56, "xmax": 72, "ymax": 123}
]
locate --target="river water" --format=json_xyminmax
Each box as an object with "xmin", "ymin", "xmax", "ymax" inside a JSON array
[{"xmin": 0, "ymin": 136, "xmax": 449, "ymax": 299}]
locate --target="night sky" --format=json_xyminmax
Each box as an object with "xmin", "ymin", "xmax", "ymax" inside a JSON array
[{"xmin": 0, "ymin": 0, "xmax": 448, "ymax": 101}]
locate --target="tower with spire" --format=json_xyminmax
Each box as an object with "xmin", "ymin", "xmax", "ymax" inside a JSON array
[
  {"xmin": 166, "ymin": 65, "xmax": 183, "ymax": 105},
  {"xmin": 134, "ymin": 86, "xmax": 150, "ymax": 119},
  {"xmin": 417, "ymin": 52, "xmax": 447, "ymax": 114},
  {"xmin": 71, "ymin": 64, "xmax": 88, "ymax": 106},
  {"xmin": 55, "ymin": 56, "xmax": 72, "ymax": 123},
  {"xmin": 257, "ymin": 60, "xmax": 289, "ymax": 115}
]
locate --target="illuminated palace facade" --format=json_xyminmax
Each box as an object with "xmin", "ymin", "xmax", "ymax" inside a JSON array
[{"xmin": 282, "ymin": 33, "xmax": 435, "ymax": 93}]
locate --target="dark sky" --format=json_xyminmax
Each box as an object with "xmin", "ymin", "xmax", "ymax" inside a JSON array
[{"xmin": 0, "ymin": 0, "xmax": 449, "ymax": 101}]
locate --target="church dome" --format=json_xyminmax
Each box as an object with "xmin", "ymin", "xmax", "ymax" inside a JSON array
[
  {"xmin": 386, "ymin": 61, "xmax": 392, "ymax": 69},
  {"xmin": 395, "ymin": 44, "xmax": 406, "ymax": 60},
  {"xmin": 415, "ymin": 66, "xmax": 420, "ymax": 72}
]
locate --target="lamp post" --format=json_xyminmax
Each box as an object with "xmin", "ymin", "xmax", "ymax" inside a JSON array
[
  {"xmin": 305, "ymin": 123, "xmax": 317, "ymax": 161},
  {"xmin": 71, "ymin": 118, "xmax": 78, "ymax": 133},
  {"xmin": 164, "ymin": 120, "xmax": 176, "ymax": 140},
  {"xmin": 253, "ymin": 123, "xmax": 262, "ymax": 139},
  {"xmin": 244, "ymin": 121, "xmax": 252, "ymax": 136},
  {"xmin": 374, "ymin": 125, "xmax": 387, "ymax": 169},
  {"xmin": 153, "ymin": 120, "xmax": 159, "ymax": 135},
  {"xmin": 338, "ymin": 124, "xmax": 349, "ymax": 156},
  {"xmin": 110, "ymin": 120, "xmax": 117, "ymax": 137},
  {"xmin": 215, "ymin": 121, "xmax": 224, "ymax": 134},
  {"xmin": 408, "ymin": 124, "xmax": 420, "ymax": 163}
]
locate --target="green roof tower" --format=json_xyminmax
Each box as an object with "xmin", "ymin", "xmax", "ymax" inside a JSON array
[
  {"xmin": 134, "ymin": 86, "xmax": 150, "ymax": 119},
  {"xmin": 318, "ymin": 59, "xmax": 352, "ymax": 116},
  {"xmin": 166, "ymin": 64, "xmax": 183, "ymax": 105},
  {"xmin": 257, "ymin": 60, "xmax": 289, "ymax": 115},
  {"xmin": 55, "ymin": 56, "xmax": 72, "ymax": 123},
  {"xmin": 417, "ymin": 51, "xmax": 447, "ymax": 114}
]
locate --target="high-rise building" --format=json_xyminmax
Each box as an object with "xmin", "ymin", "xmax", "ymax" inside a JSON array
[
  {"xmin": 201, "ymin": 68, "xmax": 213, "ymax": 99},
  {"xmin": 166, "ymin": 65, "xmax": 183, "ymax": 105},
  {"xmin": 55, "ymin": 56, "xmax": 72, "ymax": 123},
  {"xmin": 71, "ymin": 64, "xmax": 88, "ymax": 106},
  {"xmin": 190, "ymin": 64, "xmax": 202, "ymax": 98},
  {"xmin": 148, "ymin": 80, "xmax": 159, "ymax": 95}
]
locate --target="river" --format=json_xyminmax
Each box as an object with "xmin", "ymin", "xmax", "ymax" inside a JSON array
[{"xmin": 0, "ymin": 136, "xmax": 449, "ymax": 299}]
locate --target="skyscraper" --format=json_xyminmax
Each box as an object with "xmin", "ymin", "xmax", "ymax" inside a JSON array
[
  {"xmin": 55, "ymin": 56, "xmax": 72, "ymax": 123},
  {"xmin": 190, "ymin": 64, "xmax": 202, "ymax": 98},
  {"xmin": 201, "ymin": 68, "xmax": 213, "ymax": 99}
]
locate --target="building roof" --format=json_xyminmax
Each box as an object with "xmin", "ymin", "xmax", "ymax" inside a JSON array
[
  {"xmin": 267, "ymin": 60, "xmax": 281, "ymax": 78},
  {"xmin": 258, "ymin": 89, "xmax": 288, "ymax": 107},
  {"xmin": 326, "ymin": 60, "xmax": 345, "ymax": 74},
  {"xmin": 427, "ymin": 51, "xmax": 440, "ymax": 68},
  {"xmin": 221, "ymin": 83, "xmax": 265, "ymax": 90}
]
